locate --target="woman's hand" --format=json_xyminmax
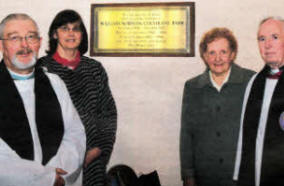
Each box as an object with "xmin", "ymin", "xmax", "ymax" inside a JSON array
[{"xmin": 84, "ymin": 147, "xmax": 102, "ymax": 168}]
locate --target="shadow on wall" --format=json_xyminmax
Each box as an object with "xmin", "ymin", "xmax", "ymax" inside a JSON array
[{"xmin": 107, "ymin": 164, "xmax": 162, "ymax": 186}]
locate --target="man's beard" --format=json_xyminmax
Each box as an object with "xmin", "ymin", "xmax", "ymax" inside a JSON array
[{"xmin": 12, "ymin": 49, "xmax": 37, "ymax": 70}]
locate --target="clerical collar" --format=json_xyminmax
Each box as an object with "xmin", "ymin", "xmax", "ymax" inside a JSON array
[
  {"xmin": 267, "ymin": 67, "xmax": 284, "ymax": 79},
  {"xmin": 8, "ymin": 69, "xmax": 34, "ymax": 80},
  {"xmin": 209, "ymin": 67, "xmax": 231, "ymax": 92},
  {"xmin": 270, "ymin": 68, "xmax": 280, "ymax": 75},
  {"xmin": 269, "ymin": 65, "xmax": 284, "ymax": 74}
]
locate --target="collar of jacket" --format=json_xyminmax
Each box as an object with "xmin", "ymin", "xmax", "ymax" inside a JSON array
[{"xmin": 195, "ymin": 63, "xmax": 246, "ymax": 88}]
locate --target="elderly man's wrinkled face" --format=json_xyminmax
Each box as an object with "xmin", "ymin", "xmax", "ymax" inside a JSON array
[
  {"xmin": 258, "ymin": 19, "xmax": 284, "ymax": 69},
  {"xmin": 0, "ymin": 19, "xmax": 41, "ymax": 74},
  {"xmin": 203, "ymin": 38, "xmax": 235, "ymax": 76}
]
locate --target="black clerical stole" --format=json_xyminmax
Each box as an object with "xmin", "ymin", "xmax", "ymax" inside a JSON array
[
  {"xmin": 0, "ymin": 61, "xmax": 64, "ymax": 165},
  {"xmin": 238, "ymin": 65, "xmax": 284, "ymax": 186}
]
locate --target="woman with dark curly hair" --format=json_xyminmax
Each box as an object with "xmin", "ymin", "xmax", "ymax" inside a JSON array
[{"xmin": 38, "ymin": 9, "xmax": 117, "ymax": 186}]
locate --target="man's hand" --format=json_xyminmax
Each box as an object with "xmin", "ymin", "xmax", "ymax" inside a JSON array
[
  {"xmin": 183, "ymin": 177, "xmax": 197, "ymax": 186},
  {"xmin": 53, "ymin": 168, "xmax": 67, "ymax": 186},
  {"xmin": 84, "ymin": 147, "xmax": 102, "ymax": 168}
]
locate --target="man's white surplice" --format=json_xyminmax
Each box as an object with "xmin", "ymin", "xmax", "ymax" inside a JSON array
[{"xmin": 0, "ymin": 72, "xmax": 86, "ymax": 186}]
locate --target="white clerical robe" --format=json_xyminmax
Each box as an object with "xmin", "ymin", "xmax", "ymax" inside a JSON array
[{"xmin": 0, "ymin": 72, "xmax": 86, "ymax": 186}]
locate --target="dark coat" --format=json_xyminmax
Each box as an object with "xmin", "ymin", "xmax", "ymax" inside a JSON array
[{"xmin": 180, "ymin": 63, "xmax": 255, "ymax": 186}]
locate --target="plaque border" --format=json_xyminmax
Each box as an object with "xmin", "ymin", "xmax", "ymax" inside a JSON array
[{"xmin": 90, "ymin": 2, "xmax": 195, "ymax": 57}]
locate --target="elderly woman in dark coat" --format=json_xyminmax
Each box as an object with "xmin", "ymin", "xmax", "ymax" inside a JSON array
[
  {"xmin": 180, "ymin": 28, "xmax": 255, "ymax": 186},
  {"xmin": 38, "ymin": 9, "xmax": 117, "ymax": 186}
]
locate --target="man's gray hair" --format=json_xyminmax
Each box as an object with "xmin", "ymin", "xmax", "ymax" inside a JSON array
[{"xmin": 0, "ymin": 13, "xmax": 39, "ymax": 38}]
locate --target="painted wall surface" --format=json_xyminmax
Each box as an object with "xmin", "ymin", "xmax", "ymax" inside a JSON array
[{"xmin": 0, "ymin": 0, "xmax": 283, "ymax": 185}]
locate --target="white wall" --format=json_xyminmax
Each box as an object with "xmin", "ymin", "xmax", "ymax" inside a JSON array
[{"xmin": 0, "ymin": 0, "xmax": 283, "ymax": 185}]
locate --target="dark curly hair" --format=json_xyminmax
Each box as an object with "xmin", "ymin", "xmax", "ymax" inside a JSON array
[
  {"xmin": 199, "ymin": 27, "xmax": 237, "ymax": 62},
  {"xmin": 46, "ymin": 9, "xmax": 88, "ymax": 56}
]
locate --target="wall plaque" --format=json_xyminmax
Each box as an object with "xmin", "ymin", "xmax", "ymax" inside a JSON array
[{"xmin": 90, "ymin": 2, "xmax": 195, "ymax": 57}]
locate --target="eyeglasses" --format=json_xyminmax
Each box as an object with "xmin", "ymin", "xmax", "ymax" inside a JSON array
[
  {"xmin": 0, "ymin": 34, "xmax": 40, "ymax": 44},
  {"xmin": 58, "ymin": 25, "xmax": 81, "ymax": 33}
]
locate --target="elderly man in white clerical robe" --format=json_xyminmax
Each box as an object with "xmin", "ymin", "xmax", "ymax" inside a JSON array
[{"xmin": 0, "ymin": 13, "xmax": 86, "ymax": 186}]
